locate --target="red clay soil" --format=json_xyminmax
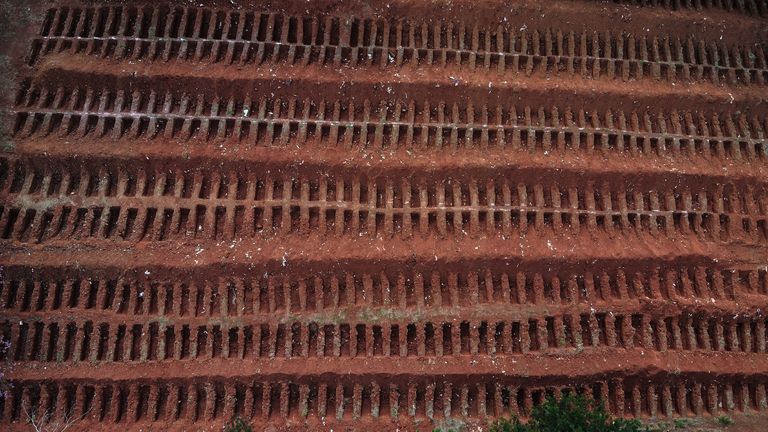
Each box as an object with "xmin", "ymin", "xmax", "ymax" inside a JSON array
[{"xmin": 1, "ymin": 0, "xmax": 768, "ymax": 431}]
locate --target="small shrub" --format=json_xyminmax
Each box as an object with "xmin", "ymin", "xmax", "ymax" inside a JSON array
[
  {"xmin": 489, "ymin": 394, "xmax": 644, "ymax": 432},
  {"xmin": 224, "ymin": 417, "xmax": 253, "ymax": 432},
  {"xmin": 716, "ymin": 415, "xmax": 733, "ymax": 426},
  {"xmin": 673, "ymin": 419, "xmax": 689, "ymax": 429}
]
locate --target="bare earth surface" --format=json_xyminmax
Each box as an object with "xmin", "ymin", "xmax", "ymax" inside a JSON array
[{"xmin": 1, "ymin": 0, "xmax": 768, "ymax": 430}]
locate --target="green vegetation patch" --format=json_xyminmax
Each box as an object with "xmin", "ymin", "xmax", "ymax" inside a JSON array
[{"xmin": 487, "ymin": 394, "xmax": 643, "ymax": 432}]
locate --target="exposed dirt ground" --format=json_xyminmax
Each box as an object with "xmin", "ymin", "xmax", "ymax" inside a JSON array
[{"xmin": 1, "ymin": 0, "xmax": 768, "ymax": 431}]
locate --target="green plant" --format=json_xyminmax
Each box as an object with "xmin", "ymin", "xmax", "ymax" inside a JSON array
[
  {"xmin": 224, "ymin": 417, "xmax": 253, "ymax": 432},
  {"xmin": 673, "ymin": 418, "xmax": 689, "ymax": 429},
  {"xmin": 716, "ymin": 415, "xmax": 733, "ymax": 426},
  {"xmin": 488, "ymin": 394, "xmax": 644, "ymax": 432}
]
